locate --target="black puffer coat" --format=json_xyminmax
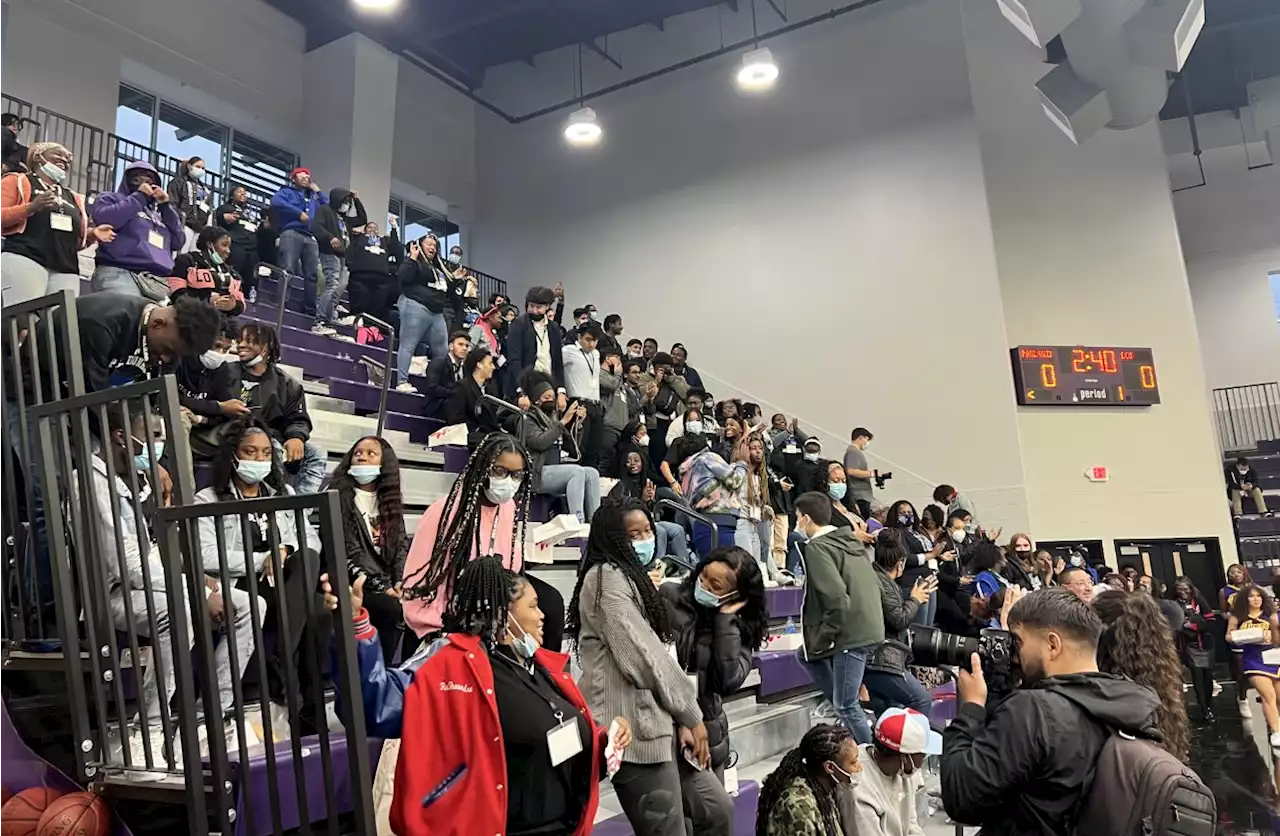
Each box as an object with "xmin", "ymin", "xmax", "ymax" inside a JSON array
[
  {"xmin": 868, "ymin": 565, "xmax": 919, "ymax": 674},
  {"xmin": 659, "ymin": 582, "xmax": 754, "ymax": 770}
]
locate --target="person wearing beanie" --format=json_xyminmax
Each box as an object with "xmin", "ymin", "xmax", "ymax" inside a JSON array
[
  {"xmin": 269, "ymin": 167, "xmax": 327, "ymax": 321},
  {"xmin": 504, "ymin": 285, "xmax": 567, "ymax": 409},
  {"xmin": 852, "ymin": 708, "xmax": 938, "ymax": 836}
]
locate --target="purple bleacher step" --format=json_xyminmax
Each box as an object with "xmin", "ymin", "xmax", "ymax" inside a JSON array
[
  {"xmin": 382, "ymin": 411, "xmax": 442, "ymax": 444},
  {"xmin": 247, "ymin": 319, "xmax": 386, "ymax": 364},
  {"xmin": 279, "ymin": 344, "xmax": 368, "ymax": 384},
  {"xmin": 326, "ymin": 378, "xmax": 425, "ymax": 417},
  {"xmin": 1238, "ymin": 516, "xmax": 1280, "ymax": 537},
  {"xmin": 764, "ymin": 586, "xmax": 803, "ymax": 620},
  {"xmin": 1260, "ymin": 439, "xmax": 1280, "ymax": 455},
  {"xmin": 241, "ymin": 300, "xmax": 359, "ymax": 338},
  {"xmin": 591, "ymin": 780, "xmax": 759, "ymax": 835},
  {"xmin": 755, "ymin": 648, "xmax": 813, "ymax": 698}
]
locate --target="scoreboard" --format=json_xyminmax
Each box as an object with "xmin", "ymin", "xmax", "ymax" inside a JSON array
[{"xmin": 1011, "ymin": 346, "xmax": 1160, "ymax": 407}]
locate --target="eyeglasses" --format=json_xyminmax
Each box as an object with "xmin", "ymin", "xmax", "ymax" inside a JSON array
[{"xmin": 488, "ymin": 465, "xmax": 526, "ymax": 480}]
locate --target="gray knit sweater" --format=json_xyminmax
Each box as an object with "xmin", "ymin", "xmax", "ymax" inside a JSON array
[{"xmin": 576, "ymin": 563, "xmax": 702, "ymax": 764}]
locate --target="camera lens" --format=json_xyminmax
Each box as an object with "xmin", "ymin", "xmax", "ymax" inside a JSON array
[{"xmin": 908, "ymin": 626, "xmax": 978, "ymax": 669}]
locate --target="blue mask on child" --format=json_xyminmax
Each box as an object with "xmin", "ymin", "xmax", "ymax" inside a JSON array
[
  {"xmin": 632, "ymin": 537, "xmax": 657, "ymax": 566},
  {"xmin": 828, "ymin": 482, "xmax": 847, "ymax": 501}
]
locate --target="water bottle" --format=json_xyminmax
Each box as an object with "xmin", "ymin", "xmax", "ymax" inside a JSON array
[{"xmin": 784, "ymin": 617, "xmax": 797, "ymax": 634}]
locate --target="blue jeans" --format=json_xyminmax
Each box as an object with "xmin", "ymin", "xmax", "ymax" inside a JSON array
[
  {"xmin": 89, "ymin": 264, "xmax": 144, "ymax": 297},
  {"xmin": 864, "ymin": 667, "xmax": 933, "ymax": 719},
  {"xmin": 272, "ymin": 438, "xmax": 328, "ymax": 495},
  {"xmin": 277, "ymin": 229, "xmax": 321, "ymax": 316},
  {"xmin": 395, "ymin": 296, "xmax": 449, "ymax": 384},
  {"xmin": 911, "ymin": 590, "xmax": 938, "ymax": 626},
  {"xmin": 537, "ymin": 464, "xmax": 601, "ymax": 522},
  {"xmin": 317, "ymin": 253, "xmax": 347, "ymax": 323},
  {"xmin": 787, "ymin": 529, "xmax": 807, "ymax": 575},
  {"xmin": 655, "ymin": 520, "xmax": 690, "ymax": 569},
  {"xmin": 691, "ymin": 516, "xmax": 737, "ymax": 559},
  {"xmin": 805, "ymin": 646, "xmax": 874, "ymax": 744}
]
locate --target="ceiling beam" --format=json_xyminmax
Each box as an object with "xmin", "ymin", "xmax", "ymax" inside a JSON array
[
  {"xmin": 583, "ymin": 38, "xmax": 623, "ymax": 71},
  {"xmin": 724, "ymin": 0, "xmax": 739, "ymax": 10},
  {"xmin": 764, "ymin": 0, "xmax": 788, "ymax": 21},
  {"xmin": 422, "ymin": 0, "xmax": 544, "ymax": 42}
]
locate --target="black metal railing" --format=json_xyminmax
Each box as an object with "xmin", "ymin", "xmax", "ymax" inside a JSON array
[
  {"xmin": 468, "ymin": 266, "xmax": 508, "ymax": 305},
  {"xmin": 1212, "ymin": 382, "xmax": 1280, "ymax": 453},
  {"xmin": 355, "ymin": 314, "xmax": 397, "ymax": 438}
]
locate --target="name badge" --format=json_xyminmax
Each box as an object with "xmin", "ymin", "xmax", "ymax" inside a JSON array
[
  {"xmin": 546, "ymin": 717, "xmax": 582, "ymax": 767},
  {"xmin": 198, "ymin": 201, "xmax": 209, "ymax": 212},
  {"xmin": 49, "ymin": 212, "xmax": 73, "ymax": 232},
  {"xmin": 147, "ymin": 229, "xmax": 166, "ymax": 249},
  {"xmin": 240, "ymin": 220, "xmax": 258, "ymax": 233},
  {"xmin": 687, "ymin": 672, "xmax": 699, "ymax": 694},
  {"xmin": 724, "ymin": 766, "xmax": 740, "ymax": 796},
  {"xmin": 369, "ymin": 245, "xmax": 384, "ymax": 255}
]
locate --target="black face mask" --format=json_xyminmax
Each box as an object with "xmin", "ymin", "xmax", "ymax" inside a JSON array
[
  {"xmin": 529, "ymin": 312, "xmax": 546, "ymax": 322},
  {"xmin": 540, "ymin": 402, "xmax": 556, "ymax": 415}
]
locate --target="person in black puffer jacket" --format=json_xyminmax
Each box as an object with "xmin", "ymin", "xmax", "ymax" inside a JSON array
[
  {"xmin": 659, "ymin": 546, "xmax": 769, "ymax": 835},
  {"xmin": 866, "ymin": 529, "xmax": 938, "ymax": 718}
]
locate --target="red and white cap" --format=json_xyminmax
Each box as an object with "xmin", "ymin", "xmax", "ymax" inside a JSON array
[{"xmin": 874, "ymin": 707, "xmax": 942, "ymax": 755}]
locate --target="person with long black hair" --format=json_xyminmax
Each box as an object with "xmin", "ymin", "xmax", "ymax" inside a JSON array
[
  {"xmin": 1228, "ymin": 584, "xmax": 1280, "ymax": 747},
  {"xmin": 660, "ymin": 546, "xmax": 767, "ymax": 833},
  {"xmin": 329, "ymin": 435, "xmax": 409, "ymax": 663},
  {"xmin": 214, "ymin": 184, "xmax": 261, "ymax": 302},
  {"xmin": 168, "ymin": 155, "xmax": 213, "ymax": 251},
  {"xmin": 568, "ymin": 499, "xmax": 708, "ymax": 836},
  {"xmin": 1173, "ymin": 575, "xmax": 1218, "ymax": 721},
  {"xmin": 326, "ymin": 556, "xmax": 632, "ymax": 836},
  {"xmin": 400, "ymin": 432, "xmax": 566, "ymax": 651},
  {"xmin": 757, "ymin": 723, "xmax": 860, "ymax": 836},
  {"xmin": 883, "ymin": 499, "xmax": 945, "ymax": 626},
  {"xmin": 193, "ymin": 417, "xmax": 329, "ymax": 731}
]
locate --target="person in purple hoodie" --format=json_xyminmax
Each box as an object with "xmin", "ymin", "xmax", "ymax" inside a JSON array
[{"xmin": 88, "ymin": 160, "xmax": 184, "ymax": 300}]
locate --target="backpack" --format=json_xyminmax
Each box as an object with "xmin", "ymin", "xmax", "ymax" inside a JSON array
[{"xmin": 1075, "ymin": 732, "xmax": 1215, "ymax": 836}]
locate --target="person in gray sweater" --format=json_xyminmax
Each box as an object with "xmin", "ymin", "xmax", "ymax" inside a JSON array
[{"xmin": 567, "ymin": 499, "xmax": 712, "ymax": 836}]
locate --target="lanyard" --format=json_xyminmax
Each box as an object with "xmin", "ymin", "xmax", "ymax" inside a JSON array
[
  {"xmin": 493, "ymin": 650, "xmax": 564, "ymax": 721},
  {"xmin": 31, "ymin": 176, "xmax": 67, "ymax": 209},
  {"xmin": 582, "ymin": 349, "xmax": 595, "ymax": 377},
  {"xmin": 476, "ymin": 507, "xmax": 503, "ymax": 557}
]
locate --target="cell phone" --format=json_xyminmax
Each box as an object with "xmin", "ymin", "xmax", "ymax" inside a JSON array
[{"xmin": 682, "ymin": 746, "xmax": 704, "ymax": 772}]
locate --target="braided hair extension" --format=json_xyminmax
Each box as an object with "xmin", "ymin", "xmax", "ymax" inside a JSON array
[
  {"xmin": 402, "ymin": 432, "xmax": 532, "ymax": 604},
  {"xmin": 756, "ymin": 723, "xmax": 854, "ymax": 836},
  {"xmin": 566, "ymin": 498, "xmax": 672, "ymax": 644},
  {"xmin": 328, "ymin": 436, "xmax": 407, "ymax": 560},
  {"xmin": 441, "ymin": 555, "xmax": 525, "ymax": 648}
]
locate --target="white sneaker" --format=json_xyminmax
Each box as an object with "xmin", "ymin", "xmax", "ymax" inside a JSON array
[
  {"xmin": 311, "ymin": 322, "xmax": 338, "ymax": 336},
  {"xmin": 1270, "ymin": 731, "xmax": 1280, "ymax": 749},
  {"xmin": 335, "ymin": 315, "xmax": 357, "ymax": 327},
  {"xmin": 1212, "ymin": 681, "xmax": 1223, "ymax": 697},
  {"xmin": 811, "ymin": 700, "xmax": 838, "ymax": 720},
  {"xmin": 1240, "ymin": 699, "xmax": 1254, "ymax": 718},
  {"xmin": 395, "ymin": 382, "xmax": 418, "ymax": 394},
  {"xmin": 332, "ymin": 333, "xmax": 356, "ymax": 343}
]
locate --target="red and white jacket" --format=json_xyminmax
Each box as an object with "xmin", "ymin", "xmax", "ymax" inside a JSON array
[{"xmin": 390, "ymin": 631, "xmax": 606, "ymax": 836}]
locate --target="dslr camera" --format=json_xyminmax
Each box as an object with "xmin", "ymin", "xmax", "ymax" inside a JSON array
[
  {"xmin": 873, "ymin": 469, "xmax": 892, "ymax": 490},
  {"xmin": 909, "ymin": 625, "xmax": 1020, "ymax": 698}
]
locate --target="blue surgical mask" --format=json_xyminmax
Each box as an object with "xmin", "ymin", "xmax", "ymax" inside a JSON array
[
  {"xmin": 685, "ymin": 421, "xmax": 704, "ymax": 436},
  {"xmin": 39, "ymin": 161, "xmax": 67, "ymax": 185},
  {"xmin": 804, "ymin": 452, "xmax": 820, "ymax": 462},
  {"xmin": 828, "ymin": 482, "xmax": 847, "ymax": 501},
  {"xmin": 693, "ymin": 581, "xmax": 730, "ymax": 609},
  {"xmin": 131, "ymin": 436, "xmax": 164, "ymax": 473},
  {"xmin": 236, "ymin": 458, "xmax": 272, "ymax": 485},
  {"xmin": 209, "ymin": 250, "xmax": 224, "ymax": 265},
  {"xmin": 898, "ymin": 513, "xmax": 915, "ymax": 525},
  {"xmin": 632, "ymin": 536, "xmax": 657, "ymax": 566},
  {"xmin": 507, "ymin": 617, "xmax": 539, "ymax": 659},
  {"xmin": 349, "ymin": 464, "xmax": 381, "ymax": 485}
]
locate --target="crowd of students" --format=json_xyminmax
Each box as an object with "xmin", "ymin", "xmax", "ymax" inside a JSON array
[{"xmin": 0, "ymin": 144, "xmax": 1248, "ymax": 836}]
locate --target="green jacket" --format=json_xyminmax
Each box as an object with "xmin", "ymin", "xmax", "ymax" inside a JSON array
[{"xmin": 799, "ymin": 527, "xmax": 885, "ymax": 660}]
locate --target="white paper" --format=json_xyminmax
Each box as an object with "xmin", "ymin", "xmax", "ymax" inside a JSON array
[
  {"xmin": 241, "ymin": 220, "xmax": 258, "ymax": 233},
  {"xmin": 524, "ymin": 514, "xmax": 591, "ymax": 565},
  {"xmin": 1230, "ymin": 628, "xmax": 1269, "ymax": 645},
  {"xmin": 1264, "ymin": 648, "xmax": 1280, "ymax": 666},
  {"xmin": 427, "ymin": 423, "xmax": 469, "ymax": 448},
  {"xmin": 724, "ymin": 766, "xmax": 740, "ymax": 796},
  {"xmin": 604, "ymin": 720, "xmax": 623, "ymax": 777}
]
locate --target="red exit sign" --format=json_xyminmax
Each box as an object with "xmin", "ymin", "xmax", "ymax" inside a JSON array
[{"xmin": 1086, "ymin": 466, "xmax": 1110, "ymax": 482}]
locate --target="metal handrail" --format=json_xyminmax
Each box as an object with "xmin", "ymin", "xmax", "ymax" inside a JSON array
[
  {"xmin": 655, "ymin": 497, "xmax": 715, "ymax": 568},
  {"xmin": 355, "ymin": 313, "xmax": 397, "ymax": 437}
]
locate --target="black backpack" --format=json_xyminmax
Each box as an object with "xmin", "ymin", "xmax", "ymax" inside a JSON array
[{"xmin": 1076, "ymin": 732, "xmax": 1216, "ymax": 836}]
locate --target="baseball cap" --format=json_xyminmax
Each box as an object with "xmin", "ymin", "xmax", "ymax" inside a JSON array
[{"xmin": 874, "ymin": 708, "xmax": 942, "ymax": 755}]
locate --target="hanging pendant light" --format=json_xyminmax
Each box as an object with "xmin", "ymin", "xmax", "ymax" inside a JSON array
[
  {"xmin": 564, "ymin": 108, "xmax": 603, "ymax": 147},
  {"xmin": 736, "ymin": 47, "xmax": 779, "ymax": 92}
]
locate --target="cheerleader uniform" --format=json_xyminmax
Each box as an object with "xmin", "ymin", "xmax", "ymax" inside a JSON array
[{"xmin": 1238, "ymin": 615, "xmax": 1280, "ymax": 679}]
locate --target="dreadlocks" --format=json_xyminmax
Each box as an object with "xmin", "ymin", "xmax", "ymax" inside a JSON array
[
  {"xmin": 566, "ymin": 499, "xmax": 671, "ymax": 644},
  {"xmin": 442, "ymin": 556, "xmax": 525, "ymax": 648},
  {"xmin": 239, "ymin": 320, "xmax": 281, "ymax": 364},
  {"xmin": 402, "ymin": 432, "xmax": 531, "ymax": 604},
  {"xmin": 756, "ymin": 723, "xmax": 854, "ymax": 836}
]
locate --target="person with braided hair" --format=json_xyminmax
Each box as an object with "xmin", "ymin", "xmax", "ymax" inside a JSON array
[
  {"xmin": 325, "ymin": 556, "xmax": 632, "ymax": 836},
  {"xmin": 757, "ymin": 723, "xmax": 861, "ymax": 836},
  {"xmin": 400, "ymin": 432, "xmax": 566, "ymax": 651},
  {"xmin": 567, "ymin": 499, "xmax": 709, "ymax": 836}
]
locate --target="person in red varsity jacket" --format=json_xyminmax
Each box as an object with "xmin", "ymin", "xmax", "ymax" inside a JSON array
[
  {"xmin": 168, "ymin": 226, "xmax": 245, "ymax": 316},
  {"xmin": 325, "ymin": 556, "xmax": 632, "ymax": 836}
]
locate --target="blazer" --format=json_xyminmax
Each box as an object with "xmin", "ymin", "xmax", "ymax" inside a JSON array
[{"xmin": 504, "ymin": 314, "xmax": 566, "ymax": 398}]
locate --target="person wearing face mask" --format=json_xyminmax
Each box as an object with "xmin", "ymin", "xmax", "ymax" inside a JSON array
[
  {"xmin": 793, "ymin": 492, "xmax": 885, "ymax": 745},
  {"xmin": 345, "ymin": 217, "xmax": 402, "ymax": 327},
  {"xmin": 330, "ymin": 435, "xmax": 409, "ymax": 663},
  {"xmin": 941, "ymin": 588, "xmax": 1163, "ymax": 836},
  {"xmin": 192, "ymin": 418, "xmax": 325, "ymax": 730},
  {"xmin": 665, "ymin": 389, "xmax": 720, "ymax": 448},
  {"xmin": 401, "ymin": 433, "xmax": 566, "ymax": 653},
  {"xmin": 467, "ymin": 301, "xmax": 510, "ymax": 365},
  {"xmin": 598, "ymin": 349, "xmax": 637, "ymax": 477},
  {"xmin": 852, "ymin": 709, "xmax": 939, "ymax": 836},
  {"xmin": 659, "ymin": 547, "xmax": 766, "ymax": 833},
  {"xmin": 312, "ymin": 186, "xmax": 366, "ymax": 334},
  {"xmin": 1003, "ymin": 533, "xmax": 1043, "ymax": 591},
  {"xmin": 758, "ymin": 723, "xmax": 861, "ymax": 836},
  {"xmin": 214, "ymin": 184, "xmax": 263, "ymax": 303},
  {"xmin": 866, "ymin": 531, "xmax": 937, "ymax": 720},
  {"xmin": 79, "ymin": 403, "xmax": 258, "ymax": 761},
  {"xmin": 90, "ymin": 160, "xmax": 185, "ymax": 297},
  {"xmin": 1, "ymin": 141, "xmax": 114, "ymax": 305},
  {"xmin": 2, "ymin": 113, "xmax": 29, "ymax": 173},
  {"xmin": 395, "ymin": 233, "xmax": 463, "ymax": 392},
  {"xmin": 661, "ymin": 407, "xmax": 710, "ymax": 499},
  {"xmin": 626, "ymin": 338, "xmax": 644, "ymax": 359},
  {"xmin": 568, "ymin": 499, "xmax": 710, "ymax": 836},
  {"xmin": 327, "ymin": 556, "xmax": 631, "ymax": 836},
  {"xmin": 676, "ymin": 412, "xmax": 749, "ymax": 558},
  {"xmin": 881, "ymin": 500, "xmax": 946, "ymax": 627},
  {"xmin": 270, "ymin": 167, "xmax": 327, "ymax": 320},
  {"xmin": 515, "ymin": 369, "xmax": 600, "ymax": 523},
  {"xmin": 843, "ymin": 428, "xmax": 876, "ymax": 519},
  {"xmin": 504, "ymin": 285, "xmax": 569, "ymax": 408},
  {"xmin": 1227, "ymin": 455, "xmax": 1271, "ymax": 517},
  {"xmin": 167, "ymin": 155, "xmax": 213, "ymax": 251},
  {"xmin": 168, "ymin": 226, "xmax": 245, "ymax": 315},
  {"xmin": 792, "ymin": 437, "xmax": 825, "ymax": 495},
  {"xmin": 608, "ymin": 447, "xmax": 690, "ymax": 567},
  {"xmin": 167, "ymin": 317, "xmax": 248, "ymax": 467}
]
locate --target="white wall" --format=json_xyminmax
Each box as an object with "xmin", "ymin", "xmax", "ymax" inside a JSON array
[
  {"xmin": 474, "ymin": 0, "xmax": 1031, "ymax": 528},
  {"xmin": 392, "ymin": 59, "xmax": 477, "ymax": 221},
  {"xmin": 960, "ymin": 0, "xmax": 1238, "ymax": 562}
]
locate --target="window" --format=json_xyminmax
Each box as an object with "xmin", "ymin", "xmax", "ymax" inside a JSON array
[
  {"xmin": 115, "ymin": 85, "xmax": 154, "ymax": 147},
  {"xmin": 388, "ymin": 196, "xmax": 460, "ymax": 251},
  {"xmin": 229, "ymin": 131, "xmax": 296, "ymax": 208},
  {"xmin": 1271, "ymin": 272, "xmax": 1280, "ymax": 323},
  {"xmin": 155, "ymin": 102, "xmax": 225, "ymax": 178}
]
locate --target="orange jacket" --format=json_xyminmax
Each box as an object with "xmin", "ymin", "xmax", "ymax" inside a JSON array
[{"xmin": 0, "ymin": 172, "xmax": 89, "ymax": 249}]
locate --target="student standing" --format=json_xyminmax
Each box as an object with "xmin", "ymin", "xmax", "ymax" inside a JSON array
[
  {"xmin": 345, "ymin": 218, "xmax": 401, "ymax": 325},
  {"xmin": 312, "ymin": 187, "xmax": 366, "ymax": 334},
  {"xmin": 215, "ymin": 185, "xmax": 262, "ymax": 304},
  {"xmin": 394, "ymin": 234, "xmax": 459, "ymax": 392},
  {"xmin": 843, "ymin": 428, "xmax": 876, "ymax": 519},
  {"xmin": 562, "ymin": 320, "xmax": 605, "ymax": 469},
  {"xmin": 270, "ymin": 168, "xmax": 327, "ymax": 323},
  {"xmin": 167, "ymin": 155, "xmax": 212, "ymax": 252}
]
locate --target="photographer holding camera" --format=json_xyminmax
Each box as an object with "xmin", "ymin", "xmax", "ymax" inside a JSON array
[{"xmin": 940, "ymin": 587, "xmax": 1161, "ymax": 834}]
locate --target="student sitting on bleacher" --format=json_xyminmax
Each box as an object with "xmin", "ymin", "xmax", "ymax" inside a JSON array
[
  {"xmin": 421, "ymin": 329, "xmax": 470, "ymax": 419},
  {"xmin": 442, "ymin": 345, "xmax": 504, "ymax": 449},
  {"xmin": 228, "ymin": 322, "xmax": 327, "ymax": 494},
  {"xmin": 330, "ymin": 435, "xmax": 409, "ymax": 664},
  {"xmin": 193, "ymin": 417, "xmax": 329, "ymax": 734},
  {"xmin": 88, "ymin": 160, "xmax": 185, "ymax": 300},
  {"xmin": 609, "ymin": 445, "xmax": 690, "ymax": 567},
  {"xmin": 516, "ymin": 370, "xmax": 600, "ymax": 524},
  {"xmin": 168, "ymin": 226, "xmax": 245, "ymax": 316},
  {"xmin": 83, "ymin": 401, "xmax": 261, "ymax": 748},
  {"xmin": 757, "ymin": 723, "xmax": 860, "ymax": 836},
  {"xmin": 168, "ymin": 317, "xmax": 244, "ymax": 466}
]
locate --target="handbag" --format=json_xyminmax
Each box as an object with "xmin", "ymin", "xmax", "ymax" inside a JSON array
[
  {"xmin": 1184, "ymin": 646, "xmax": 1214, "ymax": 669},
  {"xmin": 130, "ymin": 270, "xmax": 170, "ymax": 303}
]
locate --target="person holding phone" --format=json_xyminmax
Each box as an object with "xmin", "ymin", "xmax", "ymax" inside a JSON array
[
  {"xmin": 517, "ymin": 369, "xmax": 601, "ymax": 523},
  {"xmin": 659, "ymin": 546, "xmax": 769, "ymax": 834},
  {"xmin": 884, "ymin": 499, "xmax": 947, "ymax": 626},
  {"xmin": 867, "ymin": 529, "xmax": 938, "ymax": 718}
]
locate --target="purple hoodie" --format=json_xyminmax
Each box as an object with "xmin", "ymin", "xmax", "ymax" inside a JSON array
[{"xmin": 90, "ymin": 160, "xmax": 185, "ymax": 274}]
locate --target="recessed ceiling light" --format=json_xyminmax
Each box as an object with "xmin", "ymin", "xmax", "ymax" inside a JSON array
[
  {"xmin": 563, "ymin": 107, "xmax": 603, "ymax": 148},
  {"xmin": 736, "ymin": 47, "xmax": 778, "ymax": 92},
  {"xmin": 352, "ymin": 0, "xmax": 399, "ymax": 11}
]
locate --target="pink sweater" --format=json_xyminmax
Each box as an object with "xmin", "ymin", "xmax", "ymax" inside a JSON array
[{"xmin": 402, "ymin": 497, "xmax": 525, "ymax": 637}]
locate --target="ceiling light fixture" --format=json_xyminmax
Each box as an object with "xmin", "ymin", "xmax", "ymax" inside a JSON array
[
  {"xmin": 736, "ymin": 47, "xmax": 779, "ymax": 92},
  {"xmin": 564, "ymin": 108, "xmax": 603, "ymax": 147},
  {"xmin": 351, "ymin": 0, "xmax": 399, "ymax": 10}
]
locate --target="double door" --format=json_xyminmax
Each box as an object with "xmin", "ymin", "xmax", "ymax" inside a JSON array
[{"xmin": 1114, "ymin": 538, "xmax": 1225, "ymax": 601}]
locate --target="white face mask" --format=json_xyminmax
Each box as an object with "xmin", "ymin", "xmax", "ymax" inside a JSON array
[
  {"xmin": 828, "ymin": 762, "xmax": 860, "ymax": 788},
  {"xmin": 448, "ymin": 252, "xmax": 462, "ymax": 265},
  {"xmin": 244, "ymin": 354, "xmax": 265, "ymax": 368},
  {"xmin": 485, "ymin": 475, "xmax": 520, "ymax": 504},
  {"xmin": 950, "ymin": 529, "xmax": 967, "ymax": 543},
  {"xmin": 343, "ymin": 202, "xmax": 358, "ymax": 217},
  {"xmin": 189, "ymin": 167, "xmax": 205, "ymax": 180},
  {"xmin": 199, "ymin": 350, "xmax": 234, "ymax": 369},
  {"xmin": 804, "ymin": 452, "xmax": 820, "ymax": 462},
  {"xmin": 1238, "ymin": 465, "xmax": 1249, "ymax": 473},
  {"xmin": 636, "ymin": 435, "xmax": 650, "ymax": 447}
]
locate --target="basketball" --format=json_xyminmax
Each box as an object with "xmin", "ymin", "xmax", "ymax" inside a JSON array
[
  {"xmin": 34, "ymin": 792, "xmax": 108, "ymax": 836},
  {"xmin": 1, "ymin": 787, "xmax": 63, "ymax": 836}
]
